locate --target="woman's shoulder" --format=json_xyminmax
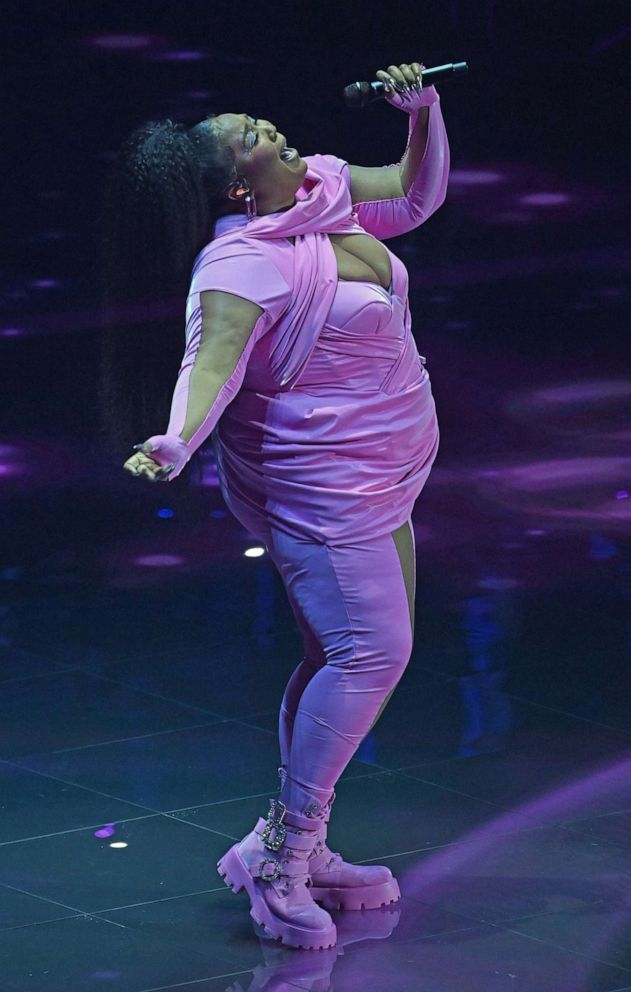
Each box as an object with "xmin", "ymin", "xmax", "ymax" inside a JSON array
[
  {"xmin": 304, "ymin": 152, "xmax": 350, "ymax": 183},
  {"xmin": 194, "ymin": 231, "xmax": 288, "ymax": 272},
  {"xmin": 190, "ymin": 234, "xmax": 291, "ymax": 307},
  {"xmin": 304, "ymin": 152, "xmax": 348, "ymax": 171}
]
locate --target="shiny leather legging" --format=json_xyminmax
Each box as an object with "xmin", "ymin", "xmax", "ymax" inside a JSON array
[{"xmin": 262, "ymin": 519, "xmax": 416, "ymax": 815}]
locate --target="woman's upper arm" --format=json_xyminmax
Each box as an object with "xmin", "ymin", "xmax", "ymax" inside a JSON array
[
  {"xmin": 195, "ymin": 290, "xmax": 264, "ymax": 381},
  {"xmin": 187, "ymin": 241, "xmax": 290, "ymax": 378},
  {"xmin": 347, "ymin": 163, "xmax": 404, "ymax": 204},
  {"xmin": 309, "ymin": 153, "xmax": 403, "ymax": 207}
]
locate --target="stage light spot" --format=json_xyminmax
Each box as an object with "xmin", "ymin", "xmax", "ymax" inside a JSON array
[
  {"xmin": 153, "ymin": 49, "xmax": 208, "ymax": 62},
  {"xmin": 156, "ymin": 508, "xmax": 175, "ymax": 518},
  {"xmin": 520, "ymin": 192, "xmax": 571, "ymax": 206},
  {"xmin": 244, "ymin": 546, "xmax": 266, "ymax": 558},
  {"xmin": 94, "ymin": 824, "xmax": 115, "ymax": 838},
  {"xmin": 449, "ymin": 168, "xmax": 506, "ymax": 186},
  {"xmin": 616, "ymin": 490, "xmax": 629, "ymax": 500},
  {"xmin": 0, "ymin": 463, "xmax": 26, "ymax": 477},
  {"xmin": 1, "ymin": 328, "xmax": 24, "ymax": 337},
  {"xmin": 134, "ymin": 554, "xmax": 184, "ymax": 567},
  {"xmin": 87, "ymin": 34, "xmax": 163, "ymax": 51}
]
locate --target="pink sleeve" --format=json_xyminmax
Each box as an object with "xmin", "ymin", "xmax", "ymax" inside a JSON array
[
  {"xmin": 343, "ymin": 86, "xmax": 450, "ymax": 240},
  {"xmin": 190, "ymin": 238, "xmax": 290, "ymax": 313},
  {"xmin": 143, "ymin": 243, "xmax": 290, "ymax": 481}
]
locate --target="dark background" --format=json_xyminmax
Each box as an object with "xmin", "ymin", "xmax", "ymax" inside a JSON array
[{"xmin": 2, "ymin": 1, "xmax": 630, "ymax": 443}]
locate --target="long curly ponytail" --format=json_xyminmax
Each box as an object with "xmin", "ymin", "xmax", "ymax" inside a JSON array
[{"xmin": 97, "ymin": 116, "xmax": 236, "ymax": 480}]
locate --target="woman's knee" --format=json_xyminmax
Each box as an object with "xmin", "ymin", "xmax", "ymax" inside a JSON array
[{"xmin": 326, "ymin": 623, "xmax": 413, "ymax": 683}]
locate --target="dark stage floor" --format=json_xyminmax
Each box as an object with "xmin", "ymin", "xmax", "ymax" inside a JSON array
[{"xmin": 2, "ymin": 308, "xmax": 631, "ymax": 991}]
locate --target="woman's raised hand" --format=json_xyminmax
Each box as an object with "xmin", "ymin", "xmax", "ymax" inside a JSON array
[{"xmin": 375, "ymin": 61, "xmax": 426, "ymax": 104}]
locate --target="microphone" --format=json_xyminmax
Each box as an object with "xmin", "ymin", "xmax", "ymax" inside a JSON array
[{"xmin": 343, "ymin": 61, "xmax": 468, "ymax": 108}]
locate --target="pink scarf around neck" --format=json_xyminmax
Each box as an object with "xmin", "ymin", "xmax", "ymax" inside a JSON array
[{"xmin": 212, "ymin": 156, "xmax": 363, "ymax": 388}]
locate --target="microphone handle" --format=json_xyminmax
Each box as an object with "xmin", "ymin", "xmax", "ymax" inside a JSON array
[{"xmin": 344, "ymin": 61, "xmax": 468, "ymax": 108}]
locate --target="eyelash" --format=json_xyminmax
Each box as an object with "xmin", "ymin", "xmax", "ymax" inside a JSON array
[{"xmin": 246, "ymin": 118, "xmax": 259, "ymax": 150}]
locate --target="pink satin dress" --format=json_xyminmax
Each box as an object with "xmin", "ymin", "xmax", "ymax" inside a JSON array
[
  {"xmin": 150, "ymin": 83, "xmax": 449, "ymax": 552},
  {"xmin": 213, "ymin": 235, "xmax": 440, "ymax": 544}
]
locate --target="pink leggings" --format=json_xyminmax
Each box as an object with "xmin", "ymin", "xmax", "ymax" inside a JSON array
[{"xmin": 262, "ymin": 519, "xmax": 416, "ymax": 814}]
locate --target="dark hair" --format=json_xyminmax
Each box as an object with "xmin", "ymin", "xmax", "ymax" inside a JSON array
[{"xmin": 97, "ymin": 116, "xmax": 237, "ymax": 485}]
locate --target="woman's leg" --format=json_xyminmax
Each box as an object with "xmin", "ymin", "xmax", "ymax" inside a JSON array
[
  {"xmin": 366, "ymin": 517, "xmax": 416, "ymax": 734},
  {"xmin": 266, "ymin": 519, "xmax": 416, "ymax": 813},
  {"xmin": 277, "ymin": 519, "xmax": 416, "ymax": 765},
  {"xmin": 277, "ymin": 588, "xmax": 326, "ymax": 770},
  {"xmin": 216, "ymin": 520, "xmax": 415, "ymax": 938}
]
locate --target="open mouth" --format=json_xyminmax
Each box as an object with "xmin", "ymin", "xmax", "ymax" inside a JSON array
[{"xmin": 279, "ymin": 138, "xmax": 299, "ymax": 163}]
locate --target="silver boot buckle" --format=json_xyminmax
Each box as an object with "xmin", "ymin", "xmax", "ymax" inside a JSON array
[
  {"xmin": 259, "ymin": 857, "xmax": 282, "ymax": 882},
  {"xmin": 261, "ymin": 799, "xmax": 287, "ymax": 852}
]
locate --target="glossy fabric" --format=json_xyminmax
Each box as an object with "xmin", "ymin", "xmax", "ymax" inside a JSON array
[
  {"xmin": 260, "ymin": 518, "xmax": 416, "ymax": 812},
  {"xmin": 150, "ymin": 83, "xmax": 450, "ymax": 547},
  {"xmin": 215, "ymin": 241, "xmax": 440, "ymax": 543}
]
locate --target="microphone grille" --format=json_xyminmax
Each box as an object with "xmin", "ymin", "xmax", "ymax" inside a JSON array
[{"xmin": 342, "ymin": 81, "xmax": 371, "ymax": 108}]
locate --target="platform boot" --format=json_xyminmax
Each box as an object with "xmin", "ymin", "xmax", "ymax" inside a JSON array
[
  {"xmin": 278, "ymin": 768, "xmax": 401, "ymax": 912},
  {"xmin": 217, "ymin": 797, "xmax": 337, "ymax": 950}
]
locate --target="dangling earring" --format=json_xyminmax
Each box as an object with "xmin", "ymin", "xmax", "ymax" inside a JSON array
[
  {"xmin": 245, "ymin": 190, "xmax": 257, "ymax": 221},
  {"xmin": 228, "ymin": 177, "xmax": 257, "ymax": 221}
]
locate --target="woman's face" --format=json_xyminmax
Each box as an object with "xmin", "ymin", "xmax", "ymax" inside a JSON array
[{"xmin": 208, "ymin": 113, "xmax": 308, "ymax": 214}]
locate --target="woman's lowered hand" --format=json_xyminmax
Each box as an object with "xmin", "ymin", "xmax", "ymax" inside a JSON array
[{"xmin": 122, "ymin": 435, "xmax": 191, "ymax": 483}]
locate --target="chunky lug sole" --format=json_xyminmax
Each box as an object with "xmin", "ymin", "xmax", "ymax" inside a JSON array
[
  {"xmin": 309, "ymin": 876, "xmax": 401, "ymax": 911},
  {"xmin": 217, "ymin": 844, "xmax": 337, "ymax": 950}
]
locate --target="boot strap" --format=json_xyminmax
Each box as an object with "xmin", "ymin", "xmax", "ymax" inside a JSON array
[
  {"xmin": 309, "ymin": 846, "xmax": 342, "ymax": 874},
  {"xmin": 254, "ymin": 817, "xmax": 316, "ymax": 853},
  {"xmin": 250, "ymin": 855, "xmax": 309, "ymax": 882}
]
